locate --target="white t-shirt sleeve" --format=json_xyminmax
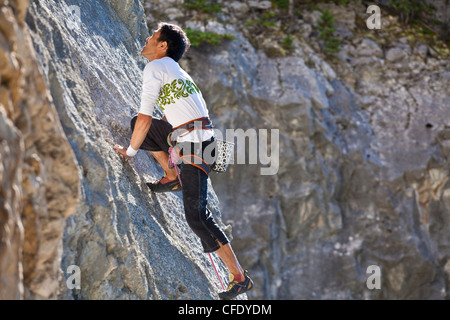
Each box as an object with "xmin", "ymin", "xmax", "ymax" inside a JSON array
[{"xmin": 139, "ymin": 62, "xmax": 163, "ymax": 116}]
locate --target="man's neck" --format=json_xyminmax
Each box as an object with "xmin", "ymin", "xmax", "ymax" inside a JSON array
[{"xmin": 149, "ymin": 55, "xmax": 169, "ymax": 62}]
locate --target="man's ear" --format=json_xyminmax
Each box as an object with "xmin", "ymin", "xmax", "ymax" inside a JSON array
[{"xmin": 159, "ymin": 41, "xmax": 168, "ymax": 51}]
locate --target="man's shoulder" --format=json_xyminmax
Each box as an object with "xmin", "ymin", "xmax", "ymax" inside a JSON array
[
  {"xmin": 144, "ymin": 59, "xmax": 164, "ymax": 72},
  {"xmin": 144, "ymin": 57, "xmax": 178, "ymax": 74}
]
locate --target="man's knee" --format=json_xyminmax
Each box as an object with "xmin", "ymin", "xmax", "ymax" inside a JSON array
[{"xmin": 185, "ymin": 206, "xmax": 202, "ymax": 224}]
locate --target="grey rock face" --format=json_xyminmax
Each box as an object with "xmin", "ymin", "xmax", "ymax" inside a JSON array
[
  {"xmin": 385, "ymin": 47, "xmax": 409, "ymax": 63},
  {"xmin": 354, "ymin": 39, "xmax": 383, "ymax": 58},
  {"xmin": 4, "ymin": 0, "xmax": 448, "ymax": 301},
  {"xmin": 176, "ymin": 3, "xmax": 450, "ymax": 299},
  {"xmin": 248, "ymin": 1, "xmax": 272, "ymax": 10},
  {"xmin": 25, "ymin": 0, "xmax": 237, "ymax": 300}
]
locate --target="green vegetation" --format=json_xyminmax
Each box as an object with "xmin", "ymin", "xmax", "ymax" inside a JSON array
[
  {"xmin": 273, "ymin": 0, "xmax": 290, "ymax": 9},
  {"xmin": 186, "ymin": 28, "xmax": 236, "ymax": 47},
  {"xmin": 387, "ymin": 0, "xmax": 432, "ymax": 24},
  {"xmin": 244, "ymin": 12, "xmax": 277, "ymax": 29},
  {"xmin": 281, "ymin": 35, "xmax": 294, "ymax": 51},
  {"xmin": 332, "ymin": 0, "xmax": 359, "ymax": 5},
  {"xmin": 183, "ymin": 0, "xmax": 221, "ymax": 14},
  {"xmin": 318, "ymin": 8, "xmax": 341, "ymax": 53},
  {"xmin": 386, "ymin": 0, "xmax": 447, "ymax": 42}
]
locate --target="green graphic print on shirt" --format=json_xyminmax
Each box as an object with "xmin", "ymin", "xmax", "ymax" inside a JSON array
[{"xmin": 157, "ymin": 79, "xmax": 200, "ymax": 109}]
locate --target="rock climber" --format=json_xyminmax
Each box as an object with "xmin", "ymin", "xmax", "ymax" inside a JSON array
[{"xmin": 113, "ymin": 22, "xmax": 253, "ymax": 300}]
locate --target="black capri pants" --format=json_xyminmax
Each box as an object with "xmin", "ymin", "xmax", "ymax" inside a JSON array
[{"xmin": 131, "ymin": 115, "xmax": 230, "ymax": 253}]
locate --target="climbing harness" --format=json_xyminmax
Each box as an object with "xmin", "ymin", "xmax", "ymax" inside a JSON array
[
  {"xmin": 172, "ymin": 116, "xmax": 214, "ymax": 138},
  {"xmin": 167, "ymin": 117, "xmax": 234, "ymax": 175},
  {"xmin": 168, "ymin": 145, "xmax": 183, "ymax": 186},
  {"xmin": 167, "ymin": 117, "xmax": 215, "ymax": 178}
]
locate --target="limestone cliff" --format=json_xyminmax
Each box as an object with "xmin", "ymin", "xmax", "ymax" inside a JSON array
[
  {"xmin": 144, "ymin": 0, "xmax": 450, "ymax": 299},
  {"xmin": 2, "ymin": 0, "xmax": 235, "ymax": 300},
  {"xmin": 0, "ymin": 0, "xmax": 79, "ymax": 299},
  {"xmin": 25, "ymin": 0, "xmax": 234, "ymax": 300},
  {"xmin": 1, "ymin": 0, "xmax": 449, "ymax": 300}
]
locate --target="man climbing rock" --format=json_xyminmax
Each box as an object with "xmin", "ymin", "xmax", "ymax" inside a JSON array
[{"xmin": 113, "ymin": 22, "xmax": 253, "ymax": 300}]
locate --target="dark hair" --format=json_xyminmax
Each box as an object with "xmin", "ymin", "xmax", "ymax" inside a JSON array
[{"xmin": 157, "ymin": 23, "xmax": 190, "ymax": 62}]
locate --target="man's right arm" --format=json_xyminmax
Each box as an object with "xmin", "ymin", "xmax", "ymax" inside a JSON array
[
  {"xmin": 129, "ymin": 62, "xmax": 162, "ymax": 152},
  {"xmin": 114, "ymin": 62, "xmax": 162, "ymax": 158},
  {"xmin": 130, "ymin": 113, "xmax": 152, "ymax": 150},
  {"xmin": 114, "ymin": 112, "xmax": 152, "ymax": 159}
]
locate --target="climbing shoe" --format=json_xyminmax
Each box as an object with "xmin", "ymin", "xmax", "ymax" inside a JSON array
[
  {"xmin": 146, "ymin": 176, "xmax": 181, "ymax": 193},
  {"xmin": 218, "ymin": 270, "xmax": 253, "ymax": 300}
]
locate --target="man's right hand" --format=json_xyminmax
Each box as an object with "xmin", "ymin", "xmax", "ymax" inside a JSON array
[{"xmin": 114, "ymin": 144, "xmax": 132, "ymax": 159}]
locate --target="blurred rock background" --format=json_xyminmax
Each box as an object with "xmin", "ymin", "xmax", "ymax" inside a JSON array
[
  {"xmin": 0, "ymin": 0, "xmax": 449, "ymax": 299},
  {"xmin": 144, "ymin": 0, "xmax": 450, "ymax": 299}
]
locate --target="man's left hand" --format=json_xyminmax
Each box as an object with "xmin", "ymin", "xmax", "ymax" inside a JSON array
[{"xmin": 114, "ymin": 144, "xmax": 132, "ymax": 159}]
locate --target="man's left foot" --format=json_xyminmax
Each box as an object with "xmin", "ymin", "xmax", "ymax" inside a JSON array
[
  {"xmin": 146, "ymin": 176, "xmax": 181, "ymax": 193},
  {"xmin": 218, "ymin": 270, "xmax": 253, "ymax": 300}
]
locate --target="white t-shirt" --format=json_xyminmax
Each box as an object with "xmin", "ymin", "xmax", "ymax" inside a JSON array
[{"xmin": 139, "ymin": 56, "xmax": 214, "ymax": 143}]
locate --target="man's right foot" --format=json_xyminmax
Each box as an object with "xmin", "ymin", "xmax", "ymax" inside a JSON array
[
  {"xmin": 146, "ymin": 176, "xmax": 181, "ymax": 193},
  {"xmin": 218, "ymin": 270, "xmax": 253, "ymax": 300}
]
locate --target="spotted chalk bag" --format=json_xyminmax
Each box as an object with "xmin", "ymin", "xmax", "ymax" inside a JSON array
[{"xmin": 211, "ymin": 139, "xmax": 234, "ymax": 173}]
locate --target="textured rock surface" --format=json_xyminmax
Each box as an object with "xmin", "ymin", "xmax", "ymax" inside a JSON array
[
  {"xmin": 144, "ymin": 0, "xmax": 450, "ymax": 299},
  {"xmin": 0, "ymin": 0, "xmax": 79, "ymax": 299},
  {"xmin": 2, "ymin": 0, "xmax": 449, "ymax": 300},
  {"xmin": 25, "ymin": 0, "xmax": 235, "ymax": 300}
]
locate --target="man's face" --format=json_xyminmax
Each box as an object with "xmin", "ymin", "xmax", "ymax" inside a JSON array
[{"xmin": 141, "ymin": 29, "xmax": 165, "ymax": 61}]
